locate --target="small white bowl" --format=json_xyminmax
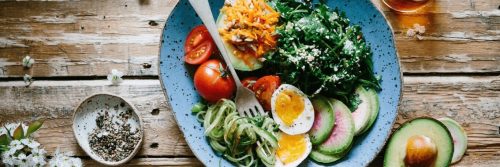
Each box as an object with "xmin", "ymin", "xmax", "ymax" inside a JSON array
[{"xmin": 72, "ymin": 93, "xmax": 144, "ymax": 166}]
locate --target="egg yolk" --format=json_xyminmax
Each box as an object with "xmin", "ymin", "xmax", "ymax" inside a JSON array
[
  {"xmin": 277, "ymin": 133, "xmax": 307, "ymax": 164},
  {"xmin": 275, "ymin": 90, "xmax": 305, "ymax": 126}
]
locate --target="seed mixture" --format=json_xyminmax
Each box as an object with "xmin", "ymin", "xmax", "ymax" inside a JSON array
[{"xmin": 89, "ymin": 109, "xmax": 141, "ymax": 162}]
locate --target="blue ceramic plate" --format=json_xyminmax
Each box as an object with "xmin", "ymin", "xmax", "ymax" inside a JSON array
[{"xmin": 159, "ymin": 0, "xmax": 402, "ymax": 166}]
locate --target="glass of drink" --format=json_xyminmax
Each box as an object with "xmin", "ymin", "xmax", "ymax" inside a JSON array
[{"xmin": 382, "ymin": 0, "xmax": 433, "ymax": 13}]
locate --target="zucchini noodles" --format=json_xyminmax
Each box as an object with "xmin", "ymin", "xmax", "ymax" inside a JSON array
[{"xmin": 195, "ymin": 99, "xmax": 279, "ymax": 167}]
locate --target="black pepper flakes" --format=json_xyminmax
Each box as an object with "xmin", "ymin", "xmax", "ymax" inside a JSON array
[{"xmin": 89, "ymin": 109, "xmax": 141, "ymax": 162}]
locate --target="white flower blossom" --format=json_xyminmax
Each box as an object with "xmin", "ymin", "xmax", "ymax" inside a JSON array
[
  {"xmin": 406, "ymin": 28, "xmax": 416, "ymax": 37},
  {"xmin": 1, "ymin": 138, "xmax": 46, "ymax": 167},
  {"xmin": 23, "ymin": 74, "xmax": 33, "ymax": 86},
  {"xmin": 22, "ymin": 56, "xmax": 35, "ymax": 68},
  {"xmin": 413, "ymin": 23, "xmax": 426, "ymax": 34},
  {"xmin": 48, "ymin": 148, "xmax": 83, "ymax": 167},
  {"xmin": 107, "ymin": 69, "xmax": 124, "ymax": 85}
]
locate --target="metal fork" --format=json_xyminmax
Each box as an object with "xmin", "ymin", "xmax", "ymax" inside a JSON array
[{"xmin": 188, "ymin": 0, "xmax": 265, "ymax": 117}]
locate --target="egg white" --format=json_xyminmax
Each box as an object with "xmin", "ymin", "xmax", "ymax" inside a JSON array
[
  {"xmin": 271, "ymin": 84, "xmax": 315, "ymax": 135},
  {"xmin": 275, "ymin": 132, "xmax": 312, "ymax": 167}
]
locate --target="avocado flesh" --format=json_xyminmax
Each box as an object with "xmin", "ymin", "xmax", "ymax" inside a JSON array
[
  {"xmin": 215, "ymin": 13, "xmax": 263, "ymax": 71},
  {"xmin": 384, "ymin": 118, "xmax": 453, "ymax": 167}
]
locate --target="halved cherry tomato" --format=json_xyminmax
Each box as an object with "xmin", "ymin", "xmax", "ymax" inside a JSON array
[
  {"xmin": 252, "ymin": 75, "xmax": 280, "ymax": 110},
  {"xmin": 184, "ymin": 25, "xmax": 213, "ymax": 53},
  {"xmin": 194, "ymin": 59, "xmax": 236, "ymax": 103},
  {"xmin": 241, "ymin": 77, "xmax": 258, "ymax": 89},
  {"xmin": 185, "ymin": 40, "xmax": 214, "ymax": 65}
]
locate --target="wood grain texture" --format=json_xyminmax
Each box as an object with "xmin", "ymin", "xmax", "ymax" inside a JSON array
[
  {"xmin": 0, "ymin": 80, "xmax": 193, "ymax": 157},
  {"xmin": 0, "ymin": 76, "xmax": 499, "ymax": 165},
  {"xmin": 371, "ymin": 0, "xmax": 500, "ymax": 74},
  {"xmin": 82, "ymin": 157, "xmax": 202, "ymax": 166},
  {"xmin": 0, "ymin": 0, "xmax": 178, "ymax": 77},
  {"xmin": 0, "ymin": 0, "xmax": 498, "ymax": 78}
]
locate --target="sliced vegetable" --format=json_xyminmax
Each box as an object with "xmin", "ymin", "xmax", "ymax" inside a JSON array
[
  {"xmin": 195, "ymin": 99, "xmax": 279, "ymax": 166},
  {"xmin": 310, "ymin": 150, "xmax": 345, "ymax": 164},
  {"xmin": 438, "ymin": 117, "xmax": 467, "ymax": 164},
  {"xmin": 253, "ymin": 75, "xmax": 280, "ymax": 110},
  {"xmin": 351, "ymin": 86, "xmax": 373, "ymax": 136},
  {"xmin": 359, "ymin": 87, "xmax": 380, "ymax": 134},
  {"xmin": 316, "ymin": 99, "xmax": 355, "ymax": 155},
  {"xmin": 184, "ymin": 25, "xmax": 212, "ymax": 53},
  {"xmin": 241, "ymin": 77, "xmax": 258, "ymax": 89},
  {"xmin": 194, "ymin": 60, "xmax": 236, "ymax": 103},
  {"xmin": 184, "ymin": 40, "xmax": 214, "ymax": 65},
  {"xmin": 308, "ymin": 96, "xmax": 335, "ymax": 145}
]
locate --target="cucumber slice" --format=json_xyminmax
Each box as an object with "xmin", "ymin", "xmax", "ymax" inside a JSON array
[
  {"xmin": 215, "ymin": 13, "xmax": 263, "ymax": 71},
  {"xmin": 438, "ymin": 117, "xmax": 468, "ymax": 164},
  {"xmin": 316, "ymin": 99, "xmax": 355, "ymax": 155},
  {"xmin": 351, "ymin": 86, "xmax": 373, "ymax": 136},
  {"xmin": 309, "ymin": 96, "xmax": 335, "ymax": 145},
  {"xmin": 309, "ymin": 150, "xmax": 344, "ymax": 164},
  {"xmin": 359, "ymin": 87, "xmax": 380, "ymax": 134}
]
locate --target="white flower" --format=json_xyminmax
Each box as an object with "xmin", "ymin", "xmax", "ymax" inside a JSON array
[
  {"xmin": 107, "ymin": 69, "xmax": 124, "ymax": 85},
  {"xmin": 406, "ymin": 28, "xmax": 416, "ymax": 37},
  {"xmin": 1, "ymin": 138, "xmax": 46, "ymax": 167},
  {"xmin": 22, "ymin": 56, "xmax": 35, "ymax": 68},
  {"xmin": 48, "ymin": 149, "xmax": 83, "ymax": 167},
  {"xmin": 23, "ymin": 74, "xmax": 33, "ymax": 86},
  {"xmin": 413, "ymin": 23, "xmax": 426, "ymax": 34}
]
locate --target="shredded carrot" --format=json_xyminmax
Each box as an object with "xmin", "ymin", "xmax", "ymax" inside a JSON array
[{"xmin": 219, "ymin": 0, "xmax": 279, "ymax": 66}]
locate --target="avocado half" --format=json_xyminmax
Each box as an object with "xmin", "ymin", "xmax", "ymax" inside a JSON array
[
  {"xmin": 215, "ymin": 12, "xmax": 263, "ymax": 71},
  {"xmin": 384, "ymin": 117, "xmax": 454, "ymax": 167}
]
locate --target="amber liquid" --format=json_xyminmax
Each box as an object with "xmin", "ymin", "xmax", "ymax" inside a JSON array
[{"xmin": 383, "ymin": 0, "xmax": 432, "ymax": 12}]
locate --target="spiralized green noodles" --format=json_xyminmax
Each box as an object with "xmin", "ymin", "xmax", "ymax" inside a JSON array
[{"xmin": 195, "ymin": 99, "xmax": 279, "ymax": 167}]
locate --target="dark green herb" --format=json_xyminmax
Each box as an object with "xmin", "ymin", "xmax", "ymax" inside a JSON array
[{"xmin": 266, "ymin": 0, "xmax": 380, "ymax": 98}]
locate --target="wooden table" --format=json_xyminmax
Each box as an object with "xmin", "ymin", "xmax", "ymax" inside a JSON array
[{"xmin": 0, "ymin": 0, "xmax": 498, "ymax": 166}]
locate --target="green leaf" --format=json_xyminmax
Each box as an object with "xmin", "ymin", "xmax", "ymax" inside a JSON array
[
  {"xmin": 0, "ymin": 134, "xmax": 10, "ymax": 145},
  {"xmin": 13, "ymin": 125, "xmax": 24, "ymax": 140},
  {"xmin": 26, "ymin": 120, "xmax": 44, "ymax": 137}
]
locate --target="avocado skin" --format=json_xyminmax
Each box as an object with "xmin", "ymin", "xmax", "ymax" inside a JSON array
[{"xmin": 384, "ymin": 117, "xmax": 454, "ymax": 167}]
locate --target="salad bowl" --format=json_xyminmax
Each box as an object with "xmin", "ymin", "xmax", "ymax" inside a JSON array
[{"xmin": 159, "ymin": 0, "xmax": 402, "ymax": 166}]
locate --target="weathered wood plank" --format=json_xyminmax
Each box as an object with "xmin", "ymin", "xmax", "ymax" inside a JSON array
[
  {"xmin": 0, "ymin": 0, "xmax": 498, "ymax": 78},
  {"xmin": 0, "ymin": 76, "xmax": 499, "ymax": 165},
  {"xmin": 0, "ymin": 0, "xmax": 177, "ymax": 77},
  {"xmin": 82, "ymin": 157, "xmax": 202, "ymax": 166},
  {"xmin": 0, "ymin": 80, "xmax": 193, "ymax": 157}
]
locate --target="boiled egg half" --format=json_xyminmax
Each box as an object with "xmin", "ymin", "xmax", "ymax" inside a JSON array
[
  {"xmin": 275, "ymin": 132, "xmax": 312, "ymax": 167},
  {"xmin": 271, "ymin": 84, "xmax": 314, "ymax": 135}
]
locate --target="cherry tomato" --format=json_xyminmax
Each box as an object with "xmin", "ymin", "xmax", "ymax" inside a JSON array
[
  {"xmin": 184, "ymin": 25, "xmax": 213, "ymax": 53},
  {"xmin": 194, "ymin": 59, "xmax": 236, "ymax": 103},
  {"xmin": 185, "ymin": 40, "xmax": 214, "ymax": 65},
  {"xmin": 241, "ymin": 77, "xmax": 258, "ymax": 89},
  {"xmin": 252, "ymin": 75, "xmax": 281, "ymax": 110}
]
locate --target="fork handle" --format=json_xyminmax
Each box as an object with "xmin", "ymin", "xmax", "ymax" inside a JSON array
[{"xmin": 188, "ymin": 0, "xmax": 243, "ymax": 87}]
